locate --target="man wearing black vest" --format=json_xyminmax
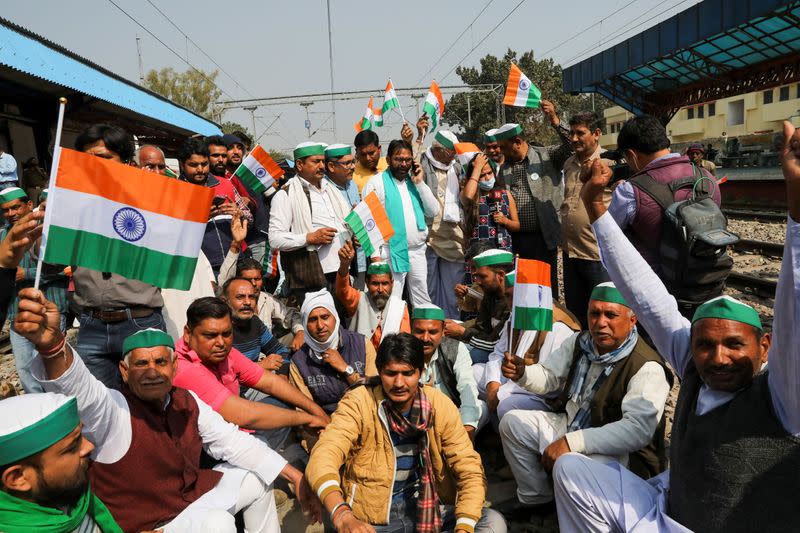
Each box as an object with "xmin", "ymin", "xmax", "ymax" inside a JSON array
[
  {"xmin": 496, "ymin": 283, "xmax": 671, "ymax": 520},
  {"xmin": 551, "ymin": 120, "xmax": 800, "ymax": 533}
]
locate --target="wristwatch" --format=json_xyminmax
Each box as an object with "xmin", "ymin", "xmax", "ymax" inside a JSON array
[{"xmin": 342, "ymin": 365, "xmax": 355, "ymax": 377}]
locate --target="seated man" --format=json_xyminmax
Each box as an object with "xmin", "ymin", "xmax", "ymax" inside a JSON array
[
  {"xmin": 445, "ymin": 247, "xmax": 513, "ymax": 363},
  {"xmin": 411, "ymin": 304, "xmax": 487, "ymax": 443},
  {"xmin": 289, "ymin": 289, "xmax": 377, "ymax": 415},
  {"xmin": 15, "ymin": 289, "xmax": 320, "ymax": 532},
  {"xmin": 172, "ymin": 298, "xmax": 329, "ymax": 452},
  {"xmin": 336, "ymin": 241, "xmax": 409, "ymax": 350},
  {"xmin": 475, "ymin": 271, "xmax": 580, "ymax": 421},
  {"xmin": 550, "ymin": 123, "xmax": 800, "ymax": 533},
  {"xmin": 221, "ymin": 277, "xmax": 290, "ymax": 372},
  {"xmin": 306, "ymin": 333, "xmax": 507, "ymax": 533},
  {"xmin": 0, "ymin": 393, "xmax": 123, "ymax": 532},
  {"xmin": 497, "ymin": 283, "xmax": 671, "ymax": 518}
]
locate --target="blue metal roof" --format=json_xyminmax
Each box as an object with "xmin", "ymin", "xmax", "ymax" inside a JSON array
[
  {"xmin": 0, "ymin": 18, "xmax": 221, "ymax": 136},
  {"xmin": 563, "ymin": 0, "xmax": 800, "ymax": 117}
]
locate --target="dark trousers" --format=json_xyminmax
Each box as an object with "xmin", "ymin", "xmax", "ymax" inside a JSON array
[
  {"xmin": 511, "ymin": 231, "xmax": 558, "ymax": 298},
  {"xmin": 562, "ymin": 252, "xmax": 610, "ymax": 329}
]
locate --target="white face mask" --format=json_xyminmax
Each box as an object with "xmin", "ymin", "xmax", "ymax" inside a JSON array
[{"xmin": 478, "ymin": 177, "xmax": 495, "ymax": 190}]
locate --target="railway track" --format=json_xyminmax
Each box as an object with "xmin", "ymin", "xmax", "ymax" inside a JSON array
[
  {"xmin": 726, "ymin": 271, "xmax": 777, "ymax": 299},
  {"xmin": 731, "ymin": 238, "xmax": 784, "ymax": 257},
  {"xmin": 723, "ymin": 208, "xmax": 786, "ymax": 222}
]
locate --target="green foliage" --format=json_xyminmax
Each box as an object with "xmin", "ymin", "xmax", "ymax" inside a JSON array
[
  {"xmin": 443, "ymin": 49, "xmax": 613, "ymax": 145},
  {"xmin": 143, "ymin": 67, "xmax": 223, "ymax": 119},
  {"xmin": 220, "ymin": 121, "xmax": 253, "ymax": 141},
  {"xmin": 268, "ymin": 149, "xmax": 291, "ymax": 162}
]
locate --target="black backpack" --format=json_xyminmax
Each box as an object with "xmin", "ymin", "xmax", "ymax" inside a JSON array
[{"xmin": 629, "ymin": 166, "xmax": 739, "ymax": 311}]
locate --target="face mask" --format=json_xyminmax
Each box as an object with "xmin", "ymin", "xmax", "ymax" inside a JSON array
[{"xmin": 478, "ymin": 177, "xmax": 495, "ymax": 190}]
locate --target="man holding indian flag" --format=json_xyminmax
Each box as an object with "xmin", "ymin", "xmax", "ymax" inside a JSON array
[{"xmin": 496, "ymin": 276, "xmax": 671, "ymax": 519}]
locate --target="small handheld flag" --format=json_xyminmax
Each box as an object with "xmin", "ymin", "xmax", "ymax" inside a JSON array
[
  {"xmin": 355, "ymin": 96, "xmax": 375, "ymax": 133},
  {"xmin": 421, "ymin": 81, "xmax": 445, "ymax": 131},
  {"xmin": 382, "ymin": 80, "xmax": 401, "ymax": 114},
  {"xmin": 511, "ymin": 258, "xmax": 553, "ymax": 331},
  {"xmin": 503, "ymin": 64, "xmax": 541, "ymax": 109},
  {"xmin": 345, "ymin": 191, "xmax": 394, "ymax": 257},
  {"xmin": 233, "ymin": 145, "xmax": 284, "ymax": 195},
  {"xmin": 373, "ymin": 105, "xmax": 384, "ymax": 127}
]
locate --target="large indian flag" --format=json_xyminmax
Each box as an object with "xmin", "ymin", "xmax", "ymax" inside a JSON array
[
  {"xmin": 42, "ymin": 148, "xmax": 213, "ymax": 290},
  {"xmin": 511, "ymin": 258, "xmax": 553, "ymax": 331},
  {"xmin": 344, "ymin": 191, "xmax": 394, "ymax": 257},
  {"xmin": 382, "ymin": 80, "xmax": 400, "ymax": 114},
  {"xmin": 421, "ymin": 80, "xmax": 444, "ymax": 131},
  {"xmin": 503, "ymin": 64, "xmax": 541, "ymax": 109},
  {"xmin": 234, "ymin": 145, "xmax": 284, "ymax": 195}
]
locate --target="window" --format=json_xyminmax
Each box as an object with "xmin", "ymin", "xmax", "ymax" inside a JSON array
[
  {"xmin": 763, "ymin": 89, "xmax": 773, "ymax": 104},
  {"xmin": 780, "ymin": 86, "xmax": 790, "ymax": 101},
  {"xmin": 698, "ymin": 105, "xmax": 705, "ymax": 119},
  {"xmin": 708, "ymin": 102, "xmax": 716, "ymax": 116},
  {"xmin": 727, "ymin": 99, "xmax": 744, "ymax": 126},
  {"xmin": 687, "ymin": 107, "xmax": 694, "ymax": 119}
]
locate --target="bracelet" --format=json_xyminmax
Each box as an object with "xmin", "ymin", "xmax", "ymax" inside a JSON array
[
  {"xmin": 330, "ymin": 502, "xmax": 352, "ymax": 524},
  {"xmin": 39, "ymin": 337, "xmax": 66, "ymax": 359}
]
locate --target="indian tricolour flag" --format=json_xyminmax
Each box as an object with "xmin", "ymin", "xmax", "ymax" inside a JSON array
[
  {"xmin": 511, "ymin": 258, "xmax": 553, "ymax": 331},
  {"xmin": 234, "ymin": 145, "xmax": 284, "ymax": 194},
  {"xmin": 344, "ymin": 191, "xmax": 394, "ymax": 257},
  {"xmin": 373, "ymin": 105, "xmax": 384, "ymax": 127},
  {"xmin": 503, "ymin": 64, "xmax": 541, "ymax": 109},
  {"xmin": 421, "ymin": 80, "xmax": 444, "ymax": 131},
  {"xmin": 382, "ymin": 79, "xmax": 400, "ymax": 114},
  {"xmin": 42, "ymin": 148, "xmax": 213, "ymax": 290},
  {"xmin": 454, "ymin": 142, "xmax": 481, "ymax": 166},
  {"xmin": 354, "ymin": 96, "xmax": 375, "ymax": 132}
]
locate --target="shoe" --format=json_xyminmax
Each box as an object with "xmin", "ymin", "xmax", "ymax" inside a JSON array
[{"xmin": 493, "ymin": 499, "xmax": 556, "ymax": 521}]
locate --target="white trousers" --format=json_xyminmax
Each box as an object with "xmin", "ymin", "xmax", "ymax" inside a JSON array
[
  {"xmin": 390, "ymin": 243, "xmax": 432, "ymax": 308},
  {"xmin": 473, "ymin": 364, "xmax": 552, "ymax": 422},
  {"xmin": 552, "ymin": 453, "xmax": 686, "ymax": 533},
  {"xmin": 162, "ymin": 468, "xmax": 278, "ymax": 533},
  {"xmin": 499, "ymin": 410, "xmax": 623, "ymax": 505}
]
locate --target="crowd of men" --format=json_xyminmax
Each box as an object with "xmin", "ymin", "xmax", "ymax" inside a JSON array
[{"xmin": 0, "ymin": 101, "xmax": 798, "ymax": 533}]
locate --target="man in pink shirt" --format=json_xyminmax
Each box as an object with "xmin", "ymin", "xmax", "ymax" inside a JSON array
[{"xmin": 173, "ymin": 297, "xmax": 329, "ymax": 453}]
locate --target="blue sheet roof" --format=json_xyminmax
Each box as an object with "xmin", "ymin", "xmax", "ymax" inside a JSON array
[
  {"xmin": 0, "ymin": 18, "xmax": 221, "ymax": 136},
  {"xmin": 563, "ymin": 0, "xmax": 800, "ymax": 117}
]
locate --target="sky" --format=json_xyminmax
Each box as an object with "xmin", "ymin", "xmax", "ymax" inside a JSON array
[{"xmin": 4, "ymin": 0, "xmax": 701, "ymax": 152}]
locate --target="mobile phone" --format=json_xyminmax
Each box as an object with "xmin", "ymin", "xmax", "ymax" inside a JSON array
[{"xmin": 212, "ymin": 196, "xmax": 226, "ymax": 207}]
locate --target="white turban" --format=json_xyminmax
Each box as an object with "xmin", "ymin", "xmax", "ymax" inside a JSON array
[{"xmin": 301, "ymin": 289, "xmax": 340, "ymax": 360}]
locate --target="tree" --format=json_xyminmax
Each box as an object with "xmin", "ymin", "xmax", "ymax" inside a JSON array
[
  {"xmin": 144, "ymin": 68, "xmax": 223, "ymax": 120},
  {"xmin": 220, "ymin": 121, "xmax": 253, "ymax": 142},
  {"xmin": 443, "ymin": 49, "xmax": 613, "ymax": 145}
]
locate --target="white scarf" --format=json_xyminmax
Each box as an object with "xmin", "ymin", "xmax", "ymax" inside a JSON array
[
  {"xmin": 426, "ymin": 148, "xmax": 461, "ymax": 223},
  {"xmin": 286, "ymin": 176, "xmax": 351, "ymax": 246},
  {"xmin": 381, "ymin": 295, "xmax": 405, "ymax": 336},
  {"xmin": 301, "ymin": 289, "xmax": 341, "ymax": 361}
]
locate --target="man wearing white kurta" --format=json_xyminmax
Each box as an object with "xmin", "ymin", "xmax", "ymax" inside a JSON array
[
  {"xmin": 497, "ymin": 283, "xmax": 670, "ymax": 517},
  {"xmin": 14, "ymin": 293, "xmax": 320, "ymax": 533},
  {"xmin": 551, "ymin": 123, "xmax": 800, "ymax": 533},
  {"xmin": 363, "ymin": 139, "xmax": 439, "ymax": 307}
]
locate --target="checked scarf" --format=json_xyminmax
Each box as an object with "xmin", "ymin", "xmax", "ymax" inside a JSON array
[{"xmin": 383, "ymin": 389, "xmax": 441, "ymax": 533}]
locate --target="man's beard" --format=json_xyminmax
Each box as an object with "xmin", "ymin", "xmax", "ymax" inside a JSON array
[
  {"xmin": 32, "ymin": 460, "xmax": 90, "ymax": 509},
  {"xmin": 371, "ymin": 293, "xmax": 389, "ymax": 310}
]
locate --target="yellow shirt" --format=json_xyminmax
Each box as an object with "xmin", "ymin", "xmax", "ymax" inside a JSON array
[{"xmin": 352, "ymin": 157, "xmax": 387, "ymax": 194}]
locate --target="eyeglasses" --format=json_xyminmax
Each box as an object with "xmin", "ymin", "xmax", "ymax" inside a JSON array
[
  {"xmin": 332, "ymin": 160, "xmax": 356, "ymax": 168},
  {"xmin": 391, "ymin": 157, "xmax": 413, "ymax": 164}
]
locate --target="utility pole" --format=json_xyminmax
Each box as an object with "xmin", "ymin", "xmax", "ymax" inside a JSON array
[
  {"xmin": 326, "ymin": 0, "xmax": 337, "ymax": 139},
  {"xmin": 410, "ymin": 93, "xmax": 424, "ymax": 119},
  {"xmin": 300, "ymin": 102, "xmax": 314, "ymax": 138},
  {"xmin": 467, "ymin": 95, "xmax": 472, "ymax": 127},
  {"xmin": 244, "ymin": 106, "xmax": 257, "ymax": 142},
  {"xmin": 136, "ymin": 36, "xmax": 144, "ymax": 84}
]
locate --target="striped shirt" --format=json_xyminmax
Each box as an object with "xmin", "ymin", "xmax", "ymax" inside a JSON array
[
  {"xmin": 232, "ymin": 316, "xmax": 290, "ymax": 374},
  {"xmin": 388, "ymin": 410, "xmax": 421, "ymax": 502}
]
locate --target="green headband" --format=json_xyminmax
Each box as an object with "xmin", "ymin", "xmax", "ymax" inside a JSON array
[
  {"xmin": 434, "ymin": 131, "xmax": 456, "ymax": 150},
  {"xmin": 40, "ymin": 189, "xmax": 49, "ymax": 200},
  {"xmin": 0, "ymin": 187, "xmax": 28, "ymax": 204},
  {"xmin": 325, "ymin": 145, "xmax": 352, "ymax": 158},
  {"xmin": 412, "ymin": 306, "xmax": 446, "ymax": 321},
  {"xmin": 367, "ymin": 263, "xmax": 392, "ymax": 276},
  {"xmin": 692, "ymin": 296, "xmax": 762, "ymax": 330},
  {"xmin": 293, "ymin": 144, "xmax": 326, "ymax": 159},
  {"xmin": 590, "ymin": 284, "xmax": 629, "ymax": 308},
  {"xmin": 493, "ymin": 124, "xmax": 523, "ymax": 141},
  {"xmin": 484, "ymin": 131, "xmax": 498, "ymax": 143},
  {"xmin": 122, "ymin": 329, "xmax": 175, "ymax": 355},
  {"xmin": 0, "ymin": 397, "xmax": 79, "ymax": 464},
  {"xmin": 473, "ymin": 250, "xmax": 514, "ymax": 268},
  {"xmin": 505, "ymin": 271, "xmax": 516, "ymax": 287}
]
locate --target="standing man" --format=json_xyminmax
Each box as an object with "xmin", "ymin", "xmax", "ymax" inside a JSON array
[
  {"xmin": 484, "ymin": 129, "xmax": 504, "ymax": 167},
  {"xmin": 420, "ymin": 130, "xmax": 466, "ymax": 319},
  {"xmin": 363, "ymin": 140, "xmax": 439, "ymax": 307},
  {"xmin": 686, "ymin": 142, "xmax": 717, "ymax": 176},
  {"xmin": 71, "ymin": 124, "xmax": 167, "ymax": 389},
  {"xmin": 269, "ymin": 142, "xmax": 351, "ymax": 306},
  {"xmin": 560, "ymin": 112, "xmax": 613, "ymax": 328},
  {"xmin": 1, "ymin": 187, "xmax": 67, "ymax": 393},
  {"xmin": 353, "ymin": 130, "xmax": 387, "ymax": 194}
]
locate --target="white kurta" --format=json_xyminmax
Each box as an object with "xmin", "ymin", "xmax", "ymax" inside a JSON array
[{"xmin": 31, "ymin": 351, "xmax": 287, "ymax": 530}]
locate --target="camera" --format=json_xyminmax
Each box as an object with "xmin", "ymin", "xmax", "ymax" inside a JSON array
[{"xmin": 599, "ymin": 150, "xmax": 632, "ymax": 184}]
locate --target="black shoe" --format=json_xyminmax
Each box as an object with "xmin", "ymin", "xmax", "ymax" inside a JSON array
[{"xmin": 493, "ymin": 499, "xmax": 556, "ymax": 521}]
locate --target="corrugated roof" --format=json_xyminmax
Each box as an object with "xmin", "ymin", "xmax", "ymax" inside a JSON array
[{"xmin": 0, "ymin": 17, "xmax": 221, "ymax": 136}]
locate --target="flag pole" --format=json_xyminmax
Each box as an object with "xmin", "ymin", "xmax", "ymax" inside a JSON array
[
  {"xmin": 509, "ymin": 255, "xmax": 519, "ymax": 355},
  {"xmin": 389, "ymin": 77, "xmax": 407, "ymax": 123},
  {"xmin": 34, "ymin": 97, "xmax": 67, "ymax": 291}
]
